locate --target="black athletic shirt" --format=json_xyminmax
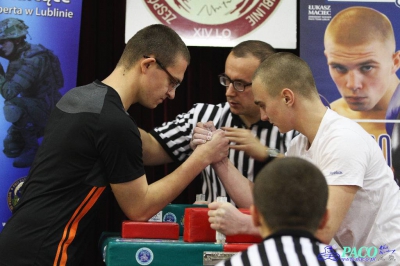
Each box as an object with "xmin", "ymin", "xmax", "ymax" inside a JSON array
[{"xmin": 0, "ymin": 80, "xmax": 145, "ymax": 265}]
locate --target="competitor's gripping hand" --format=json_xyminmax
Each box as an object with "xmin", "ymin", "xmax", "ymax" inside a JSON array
[
  {"xmin": 194, "ymin": 129, "xmax": 229, "ymax": 165},
  {"xmin": 190, "ymin": 121, "xmax": 217, "ymax": 150},
  {"xmin": 208, "ymin": 201, "xmax": 248, "ymax": 236}
]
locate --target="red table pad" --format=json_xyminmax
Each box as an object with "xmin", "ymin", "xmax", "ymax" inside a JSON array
[
  {"xmin": 183, "ymin": 208, "xmax": 262, "ymax": 243},
  {"xmin": 224, "ymin": 243, "xmax": 254, "ymax": 252},
  {"xmin": 183, "ymin": 208, "xmax": 215, "ymax": 242},
  {"xmin": 122, "ymin": 221, "xmax": 179, "ymax": 240}
]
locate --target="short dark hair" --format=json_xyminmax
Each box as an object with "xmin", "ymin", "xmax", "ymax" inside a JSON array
[
  {"xmin": 231, "ymin": 40, "xmax": 276, "ymax": 63},
  {"xmin": 253, "ymin": 52, "xmax": 319, "ymax": 99},
  {"xmin": 117, "ymin": 24, "xmax": 190, "ymax": 70},
  {"xmin": 325, "ymin": 6, "xmax": 395, "ymax": 51},
  {"xmin": 253, "ymin": 157, "xmax": 328, "ymax": 233}
]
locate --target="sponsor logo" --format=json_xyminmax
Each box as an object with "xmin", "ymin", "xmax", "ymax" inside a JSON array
[
  {"xmin": 144, "ymin": 0, "xmax": 281, "ymax": 40},
  {"xmin": 148, "ymin": 210, "xmax": 163, "ymax": 222},
  {"xmin": 318, "ymin": 244, "xmax": 396, "ymax": 263},
  {"xmin": 7, "ymin": 176, "xmax": 26, "ymax": 212},
  {"xmin": 329, "ymin": 170, "xmax": 343, "ymax": 175},
  {"xmin": 377, "ymin": 244, "xmax": 397, "ymax": 262},
  {"xmin": 163, "ymin": 212, "xmax": 177, "ymax": 222},
  {"xmin": 317, "ymin": 246, "xmax": 341, "ymax": 261},
  {"xmin": 136, "ymin": 247, "xmax": 154, "ymax": 265}
]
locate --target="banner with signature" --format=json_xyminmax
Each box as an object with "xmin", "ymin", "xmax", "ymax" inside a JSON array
[
  {"xmin": 0, "ymin": 0, "xmax": 83, "ymax": 231},
  {"xmin": 299, "ymin": 0, "xmax": 400, "ymax": 184},
  {"xmin": 125, "ymin": 0, "xmax": 296, "ymax": 48}
]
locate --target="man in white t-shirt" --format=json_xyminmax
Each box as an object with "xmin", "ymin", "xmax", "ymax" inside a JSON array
[{"xmin": 194, "ymin": 52, "xmax": 400, "ymax": 265}]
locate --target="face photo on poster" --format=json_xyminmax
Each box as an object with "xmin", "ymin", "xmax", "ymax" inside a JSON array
[
  {"xmin": 299, "ymin": 0, "xmax": 400, "ymax": 183},
  {"xmin": 0, "ymin": 0, "xmax": 83, "ymax": 230},
  {"xmin": 125, "ymin": 0, "xmax": 296, "ymax": 48}
]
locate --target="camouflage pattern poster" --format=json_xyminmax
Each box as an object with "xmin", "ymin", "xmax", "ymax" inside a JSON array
[
  {"xmin": 299, "ymin": 0, "xmax": 400, "ymax": 185},
  {"xmin": 125, "ymin": 0, "xmax": 296, "ymax": 48},
  {"xmin": 0, "ymin": 0, "xmax": 83, "ymax": 231}
]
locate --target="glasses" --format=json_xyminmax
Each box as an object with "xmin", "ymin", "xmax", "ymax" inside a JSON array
[
  {"xmin": 143, "ymin": 55, "xmax": 181, "ymax": 90},
  {"xmin": 218, "ymin": 74, "xmax": 252, "ymax": 92}
]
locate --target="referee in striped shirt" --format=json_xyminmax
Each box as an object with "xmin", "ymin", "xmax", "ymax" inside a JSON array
[
  {"xmin": 140, "ymin": 40, "xmax": 294, "ymax": 204},
  {"xmin": 217, "ymin": 157, "xmax": 363, "ymax": 266}
]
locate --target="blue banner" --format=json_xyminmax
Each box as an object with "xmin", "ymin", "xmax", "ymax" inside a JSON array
[
  {"xmin": 300, "ymin": 0, "xmax": 400, "ymax": 183},
  {"xmin": 0, "ymin": 0, "xmax": 83, "ymax": 231}
]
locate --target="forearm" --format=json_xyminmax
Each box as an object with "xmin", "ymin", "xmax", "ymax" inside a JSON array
[
  {"xmin": 139, "ymin": 128, "xmax": 173, "ymax": 165},
  {"xmin": 116, "ymin": 130, "xmax": 229, "ymax": 221},
  {"xmin": 134, "ymin": 149, "xmax": 213, "ymax": 220},
  {"xmin": 212, "ymin": 158, "xmax": 254, "ymax": 208},
  {"xmin": 237, "ymin": 213, "xmax": 260, "ymax": 236}
]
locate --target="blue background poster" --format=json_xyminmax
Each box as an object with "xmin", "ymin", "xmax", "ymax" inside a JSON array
[
  {"xmin": 0, "ymin": 0, "xmax": 83, "ymax": 231},
  {"xmin": 299, "ymin": 0, "xmax": 400, "ymax": 174}
]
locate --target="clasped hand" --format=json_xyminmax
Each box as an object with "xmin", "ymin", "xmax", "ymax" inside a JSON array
[
  {"xmin": 190, "ymin": 121, "xmax": 217, "ymax": 150},
  {"xmin": 191, "ymin": 122, "xmax": 229, "ymax": 165},
  {"xmin": 190, "ymin": 122, "xmax": 268, "ymax": 161}
]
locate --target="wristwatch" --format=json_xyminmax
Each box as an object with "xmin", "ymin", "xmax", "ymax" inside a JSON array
[{"xmin": 266, "ymin": 148, "xmax": 280, "ymax": 158}]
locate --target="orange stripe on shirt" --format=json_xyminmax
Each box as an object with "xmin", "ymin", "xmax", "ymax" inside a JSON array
[{"xmin": 53, "ymin": 186, "xmax": 106, "ymax": 266}]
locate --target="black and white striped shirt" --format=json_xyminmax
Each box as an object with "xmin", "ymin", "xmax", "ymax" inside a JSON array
[
  {"xmin": 216, "ymin": 230, "xmax": 364, "ymax": 266},
  {"xmin": 151, "ymin": 102, "xmax": 294, "ymax": 203}
]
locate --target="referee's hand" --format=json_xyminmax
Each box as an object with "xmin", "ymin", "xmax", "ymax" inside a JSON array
[{"xmin": 222, "ymin": 127, "xmax": 268, "ymax": 161}]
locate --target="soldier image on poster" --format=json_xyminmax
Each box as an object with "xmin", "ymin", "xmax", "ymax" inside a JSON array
[
  {"xmin": 0, "ymin": 18, "xmax": 64, "ymax": 168},
  {"xmin": 324, "ymin": 6, "xmax": 400, "ymax": 184}
]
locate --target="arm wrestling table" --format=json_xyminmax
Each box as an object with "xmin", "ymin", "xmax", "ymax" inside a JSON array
[{"xmin": 100, "ymin": 204, "xmax": 262, "ymax": 266}]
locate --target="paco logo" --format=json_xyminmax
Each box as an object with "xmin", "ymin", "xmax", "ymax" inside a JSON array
[
  {"xmin": 318, "ymin": 244, "xmax": 396, "ymax": 263},
  {"xmin": 342, "ymin": 246, "xmax": 378, "ymax": 258}
]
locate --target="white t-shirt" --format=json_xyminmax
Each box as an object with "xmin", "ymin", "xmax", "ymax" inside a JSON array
[{"xmin": 287, "ymin": 108, "xmax": 400, "ymax": 265}]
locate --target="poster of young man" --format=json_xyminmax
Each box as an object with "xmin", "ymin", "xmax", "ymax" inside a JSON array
[
  {"xmin": 299, "ymin": 0, "xmax": 400, "ymax": 185},
  {"xmin": 0, "ymin": 0, "xmax": 83, "ymax": 231}
]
